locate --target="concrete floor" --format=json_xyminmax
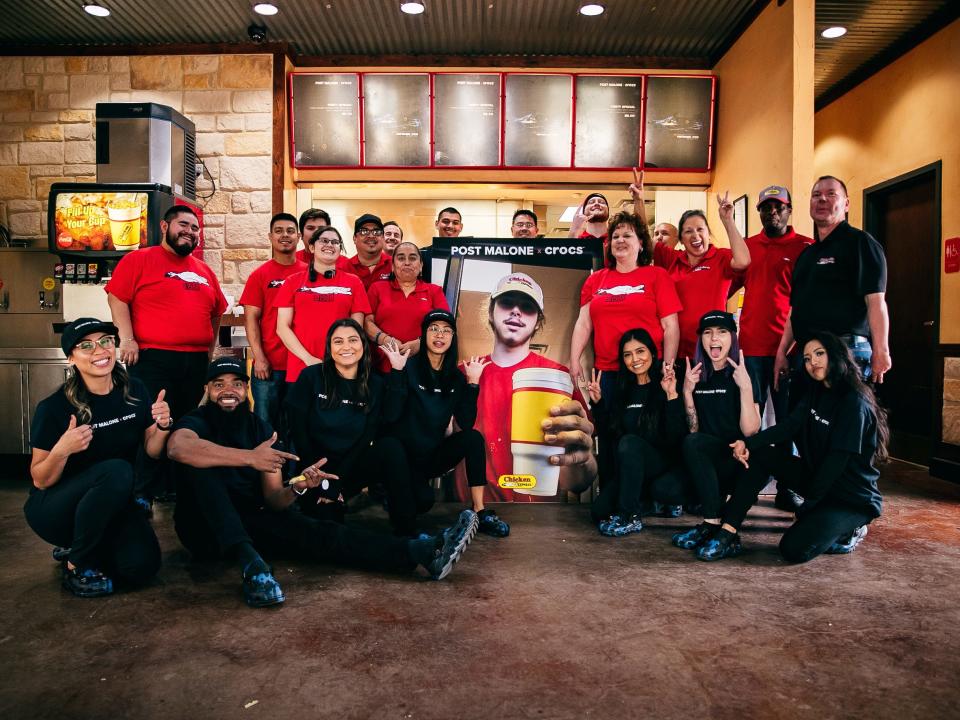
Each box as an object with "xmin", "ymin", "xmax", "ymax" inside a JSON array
[{"xmin": 1, "ymin": 460, "xmax": 959, "ymax": 720}]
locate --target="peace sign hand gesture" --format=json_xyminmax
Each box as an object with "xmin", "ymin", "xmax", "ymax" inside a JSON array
[
  {"xmin": 628, "ymin": 167, "xmax": 645, "ymax": 204},
  {"xmin": 717, "ymin": 190, "xmax": 735, "ymax": 223},
  {"xmin": 586, "ymin": 368, "xmax": 602, "ymax": 405}
]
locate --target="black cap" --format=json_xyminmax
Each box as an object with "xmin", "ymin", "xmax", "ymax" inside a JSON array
[
  {"xmin": 206, "ymin": 356, "xmax": 249, "ymax": 382},
  {"xmin": 421, "ymin": 309, "xmax": 456, "ymax": 333},
  {"xmin": 697, "ymin": 310, "xmax": 738, "ymax": 335},
  {"xmin": 61, "ymin": 317, "xmax": 118, "ymax": 356},
  {"xmin": 354, "ymin": 213, "xmax": 384, "ymax": 234}
]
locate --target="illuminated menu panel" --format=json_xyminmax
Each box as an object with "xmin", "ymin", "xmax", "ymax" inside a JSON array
[
  {"xmin": 363, "ymin": 74, "xmax": 430, "ymax": 167},
  {"xmin": 434, "ymin": 74, "xmax": 501, "ymax": 166},
  {"xmin": 53, "ymin": 191, "xmax": 148, "ymax": 253},
  {"xmin": 504, "ymin": 74, "xmax": 572, "ymax": 167},
  {"xmin": 574, "ymin": 76, "xmax": 642, "ymax": 168},
  {"xmin": 644, "ymin": 76, "xmax": 714, "ymax": 170},
  {"xmin": 291, "ymin": 73, "xmax": 360, "ymax": 167}
]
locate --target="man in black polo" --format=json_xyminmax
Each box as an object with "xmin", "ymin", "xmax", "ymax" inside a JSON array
[{"xmin": 774, "ymin": 175, "xmax": 891, "ymax": 384}]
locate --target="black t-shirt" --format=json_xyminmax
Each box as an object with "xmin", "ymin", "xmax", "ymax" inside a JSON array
[
  {"xmin": 790, "ymin": 221, "xmax": 887, "ymax": 341},
  {"xmin": 387, "ymin": 360, "xmax": 479, "ymax": 458},
  {"xmin": 173, "ymin": 404, "xmax": 273, "ymax": 500},
  {"xmin": 30, "ymin": 378, "xmax": 153, "ymax": 487},
  {"xmin": 693, "ymin": 370, "xmax": 743, "ymax": 444}
]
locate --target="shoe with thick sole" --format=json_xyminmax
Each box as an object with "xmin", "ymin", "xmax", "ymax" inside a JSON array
[
  {"xmin": 241, "ymin": 566, "xmax": 285, "ymax": 608},
  {"xmin": 774, "ymin": 488, "xmax": 804, "ymax": 513},
  {"xmin": 62, "ymin": 566, "xmax": 114, "ymax": 598},
  {"xmin": 655, "ymin": 503, "xmax": 683, "ymax": 519},
  {"xmin": 52, "ymin": 546, "xmax": 71, "ymax": 562},
  {"xmin": 695, "ymin": 529, "xmax": 743, "ymax": 561},
  {"xmin": 428, "ymin": 509, "xmax": 477, "ymax": 580},
  {"xmin": 443, "ymin": 509, "xmax": 479, "ymax": 548},
  {"xmin": 610, "ymin": 514, "xmax": 644, "ymax": 537},
  {"xmin": 824, "ymin": 524, "xmax": 868, "ymax": 554},
  {"xmin": 672, "ymin": 522, "xmax": 718, "ymax": 549},
  {"xmin": 477, "ymin": 509, "xmax": 510, "ymax": 538},
  {"xmin": 598, "ymin": 515, "xmax": 622, "ymax": 536}
]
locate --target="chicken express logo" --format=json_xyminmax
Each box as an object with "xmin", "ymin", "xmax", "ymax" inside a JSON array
[{"xmin": 498, "ymin": 474, "xmax": 537, "ymax": 489}]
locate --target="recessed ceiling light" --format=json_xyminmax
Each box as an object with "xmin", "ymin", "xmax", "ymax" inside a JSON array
[
  {"xmin": 579, "ymin": 3, "xmax": 605, "ymax": 16},
  {"xmin": 821, "ymin": 26, "xmax": 847, "ymax": 39},
  {"xmin": 83, "ymin": 3, "xmax": 110, "ymax": 16},
  {"xmin": 254, "ymin": 3, "xmax": 278, "ymax": 15},
  {"xmin": 400, "ymin": 1, "xmax": 425, "ymax": 14}
]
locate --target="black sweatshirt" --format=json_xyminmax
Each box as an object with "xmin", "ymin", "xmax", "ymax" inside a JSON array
[{"xmin": 593, "ymin": 382, "xmax": 687, "ymax": 455}]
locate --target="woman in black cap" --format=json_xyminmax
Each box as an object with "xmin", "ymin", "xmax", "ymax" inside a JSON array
[
  {"xmin": 383, "ymin": 310, "xmax": 491, "ymax": 537},
  {"xmin": 586, "ymin": 328, "xmax": 689, "ymax": 536},
  {"xmin": 714, "ymin": 331, "xmax": 888, "ymax": 562},
  {"xmin": 24, "ymin": 318, "xmax": 168, "ymax": 597},
  {"xmin": 671, "ymin": 310, "xmax": 760, "ymax": 559}
]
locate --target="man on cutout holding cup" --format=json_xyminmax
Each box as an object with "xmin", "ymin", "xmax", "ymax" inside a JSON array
[{"xmin": 455, "ymin": 273, "xmax": 597, "ymax": 536}]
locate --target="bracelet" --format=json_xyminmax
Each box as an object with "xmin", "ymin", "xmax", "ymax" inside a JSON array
[
  {"xmin": 156, "ymin": 418, "xmax": 174, "ymax": 431},
  {"xmin": 375, "ymin": 331, "xmax": 382, "ymax": 344}
]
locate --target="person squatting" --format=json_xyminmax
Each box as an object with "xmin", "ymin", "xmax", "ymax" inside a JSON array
[{"xmin": 25, "ymin": 177, "xmax": 891, "ymax": 606}]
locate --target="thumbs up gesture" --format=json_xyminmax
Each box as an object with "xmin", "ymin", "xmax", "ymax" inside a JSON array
[
  {"xmin": 151, "ymin": 389, "xmax": 172, "ymax": 429},
  {"xmin": 248, "ymin": 432, "xmax": 299, "ymax": 473},
  {"xmin": 54, "ymin": 414, "xmax": 93, "ymax": 457}
]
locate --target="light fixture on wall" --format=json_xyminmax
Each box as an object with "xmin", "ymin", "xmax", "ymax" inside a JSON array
[
  {"xmin": 579, "ymin": 3, "xmax": 605, "ymax": 16},
  {"xmin": 400, "ymin": 1, "xmax": 426, "ymax": 14},
  {"xmin": 82, "ymin": 3, "xmax": 110, "ymax": 16},
  {"xmin": 254, "ymin": 3, "xmax": 279, "ymax": 15},
  {"xmin": 821, "ymin": 26, "xmax": 847, "ymax": 39}
]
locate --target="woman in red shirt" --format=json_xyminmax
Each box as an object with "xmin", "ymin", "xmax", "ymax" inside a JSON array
[{"xmin": 364, "ymin": 241, "xmax": 449, "ymax": 373}]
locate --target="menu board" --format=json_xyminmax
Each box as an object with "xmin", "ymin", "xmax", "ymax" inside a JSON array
[
  {"xmin": 434, "ymin": 74, "xmax": 500, "ymax": 166},
  {"xmin": 504, "ymin": 75, "xmax": 572, "ymax": 167},
  {"xmin": 644, "ymin": 76, "xmax": 714, "ymax": 170},
  {"xmin": 291, "ymin": 74, "xmax": 360, "ymax": 167},
  {"xmin": 363, "ymin": 74, "xmax": 430, "ymax": 167},
  {"xmin": 52, "ymin": 190, "xmax": 149, "ymax": 253},
  {"xmin": 574, "ymin": 76, "xmax": 641, "ymax": 168}
]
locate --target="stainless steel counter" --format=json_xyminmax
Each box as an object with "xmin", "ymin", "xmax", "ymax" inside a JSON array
[{"xmin": 0, "ymin": 347, "xmax": 64, "ymax": 361}]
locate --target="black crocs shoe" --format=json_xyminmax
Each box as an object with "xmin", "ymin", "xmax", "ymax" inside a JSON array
[
  {"xmin": 62, "ymin": 566, "xmax": 114, "ymax": 598},
  {"xmin": 477, "ymin": 508, "xmax": 510, "ymax": 538},
  {"xmin": 774, "ymin": 488, "xmax": 804, "ymax": 513},
  {"xmin": 52, "ymin": 546, "xmax": 71, "ymax": 562},
  {"xmin": 672, "ymin": 522, "xmax": 718, "ymax": 549},
  {"xmin": 695, "ymin": 528, "xmax": 743, "ymax": 561},
  {"xmin": 825, "ymin": 525, "xmax": 868, "ymax": 554},
  {"xmin": 428, "ymin": 510, "xmax": 477, "ymax": 580},
  {"xmin": 241, "ymin": 565, "xmax": 285, "ymax": 608}
]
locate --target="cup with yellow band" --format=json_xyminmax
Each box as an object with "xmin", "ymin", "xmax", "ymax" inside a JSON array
[{"xmin": 509, "ymin": 367, "xmax": 574, "ymax": 496}]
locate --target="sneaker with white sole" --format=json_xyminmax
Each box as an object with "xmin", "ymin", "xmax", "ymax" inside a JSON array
[
  {"xmin": 428, "ymin": 509, "xmax": 477, "ymax": 580},
  {"xmin": 825, "ymin": 524, "xmax": 868, "ymax": 554}
]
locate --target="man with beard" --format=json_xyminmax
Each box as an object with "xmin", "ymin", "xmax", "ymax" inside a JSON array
[
  {"xmin": 346, "ymin": 214, "xmax": 393, "ymax": 290},
  {"xmin": 239, "ymin": 213, "xmax": 307, "ymax": 429},
  {"xmin": 168, "ymin": 357, "xmax": 477, "ymax": 607},
  {"xmin": 106, "ymin": 205, "xmax": 226, "ymax": 507},
  {"xmin": 455, "ymin": 273, "xmax": 597, "ymax": 536},
  {"xmin": 567, "ymin": 193, "xmax": 610, "ymax": 243}
]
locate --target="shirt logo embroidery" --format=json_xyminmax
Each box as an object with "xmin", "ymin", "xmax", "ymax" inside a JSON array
[
  {"xmin": 692, "ymin": 265, "xmax": 712, "ymax": 272},
  {"xmin": 91, "ymin": 412, "xmax": 137, "ymax": 430},
  {"xmin": 694, "ymin": 388, "xmax": 727, "ymax": 395},
  {"xmin": 597, "ymin": 284, "xmax": 646, "ymax": 296},
  {"xmin": 268, "ymin": 279, "xmax": 286, "ymax": 288},
  {"xmin": 298, "ymin": 286, "xmax": 352, "ymax": 296},
  {"xmin": 816, "ymin": 257, "xmax": 836, "ymax": 265},
  {"xmin": 165, "ymin": 271, "xmax": 210, "ymax": 288},
  {"xmin": 810, "ymin": 408, "xmax": 830, "ymax": 426},
  {"xmin": 626, "ymin": 403, "xmax": 643, "ymax": 409}
]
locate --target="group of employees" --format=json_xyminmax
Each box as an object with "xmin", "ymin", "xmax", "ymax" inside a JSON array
[{"xmin": 24, "ymin": 172, "xmax": 891, "ymax": 607}]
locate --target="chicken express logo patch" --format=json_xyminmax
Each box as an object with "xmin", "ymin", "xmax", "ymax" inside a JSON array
[{"xmin": 498, "ymin": 474, "xmax": 537, "ymax": 489}]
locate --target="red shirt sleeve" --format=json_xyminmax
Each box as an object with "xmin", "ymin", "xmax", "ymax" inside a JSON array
[
  {"xmin": 653, "ymin": 267, "xmax": 683, "ymax": 316},
  {"xmin": 347, "ymin": 275, "xmax": 372, "ymax": 315},
  {"xmin": 274, "ymin": 273, "xmax": 300, "ymax": 309},
  {"xmin": 367, "ymin": 282, "xmax": 384, "ymax": 315},
  {"xmin": 579, "ymin": 271, "xmax": 601, "ymax": 306},
  {"xmin": 430, "ymin": 283, "xmax": 450, "ymax": 311},
  {"xmin": 104, "ymin": 250, "xmax": 143, "ymax": 303},
  {"xmin": 239, "ymin": 266, "xmax": 264, "ymax": 308},
  {"xmin": 653, "ymin": 241, "xmax": 674, "ymax": 269},
  {"xmin": 718, "ymin": 247, "xmax": 737, "ymax": 279}
]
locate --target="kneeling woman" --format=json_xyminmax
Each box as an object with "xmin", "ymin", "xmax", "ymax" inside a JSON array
[
  {"xmin": 672, "ymin": 311, "xmax": 760, "ymax": 558},
  {"xmin": 587, "ymin": 328, "xmax": 688, "ymax": 536},
  {"xmin": 719, "ymin": 332, "xmax": 887, "ymax": 562},
  {"xmin": 286, "ymin": 318, "xmax": 409, "ymax": 524},
  {"xmin": 383, "ymin": 310, "xmax": 493, "ymax": 536},
  {"xmin": 24, "ymin": 318, "xmax": 168, "ymax": 596}
]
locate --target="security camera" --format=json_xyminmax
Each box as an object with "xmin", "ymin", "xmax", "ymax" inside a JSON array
[{"xmin": 248, "ymin": 24, "xmax": 267, "ymax": 43}]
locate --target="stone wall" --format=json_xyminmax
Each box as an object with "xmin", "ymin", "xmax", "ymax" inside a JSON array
[
  {"xmin": 0, "ymin": 53, "xmax": 274, "ymax": 299},
  {"xmin": 944, "ymin": 357, "xmax": 960, "ymax": 445}
]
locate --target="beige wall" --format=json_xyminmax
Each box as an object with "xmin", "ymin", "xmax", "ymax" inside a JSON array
[
  {"xmin": 814, "ymin": 19, "xmax": 960, "ymax": 344},
  {"xmin": 0, "ymin": 54, "xmax": 275, "ymax": 301}
]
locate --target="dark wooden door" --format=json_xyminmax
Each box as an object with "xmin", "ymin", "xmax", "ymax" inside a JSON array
[{"xmin": 865, "ymin": 168, "xmax": 939, "ymax": 464}]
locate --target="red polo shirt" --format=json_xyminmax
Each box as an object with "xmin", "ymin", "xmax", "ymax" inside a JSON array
[
  {"xmin": 733, "ymin": 227, "xmax": 813, "ymax": 357},
  {"xmin": 346, "ymin": 252, "xmax": 393, "ymax": 291},
  {"xmin": 239, "ymin": 258, "xmax": 307, "ymax": 371},
  {"xmin": 105, "ymin": 245, "xmax": 226, "ymax": 352},
  {"xmin": 274, "ymin": 269, "xmax": 371, "ymax": 383},
  {"xmin": 654, "ymin": 242, "xmax": 738, "ymax": 359},
  {"xmin": 367, "ymin": 278, "xmax": 450, "ymax": 372},
  {"xmin": 579, "ymin": 266, "xmax": 682, "ymax": 370}
]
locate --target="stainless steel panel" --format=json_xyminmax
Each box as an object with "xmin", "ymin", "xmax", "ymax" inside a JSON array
[
  {"xmin": 0, "ymin": 249, "xmax": 63, "ymax": 348},
  {"xmin": 97, "ymin": 118, "xmax": 151, "ymax": 184},
  {"xmin": 0, "ymin": 348, "xmax": 67, "ymax": 361},
  {"xmin": 26, "ymin": 362, "xmax": 70, "ymax": 448},
  {"xmin": 149, "ymin": 118, "xmax": 173, "ymax": 188},
  {"xmin": 0, "ymin": 363, "xmax": 25, "ymax": 453}
]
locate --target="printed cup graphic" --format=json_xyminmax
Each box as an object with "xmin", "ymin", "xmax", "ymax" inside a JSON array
[
  {"xmin": 107, "ymin": 203, "xmax": 141, "ymax": 251},
  {"xmin": 510, "ymin": 367, "xmax": 574, "ymax": 496}
]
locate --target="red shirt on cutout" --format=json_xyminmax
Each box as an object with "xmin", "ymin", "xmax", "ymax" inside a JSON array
[
  {"xmin": 732, "ymin": 227, "xmax": 813, "ymax": 357},
  {"xmin": 579, "ymin": 266, "xmax": 682, "ymax": 370},
  {"xmin": 274, "ymin": 269, "xmax": 371, "ymax": 383},
  {"xmin": 367, "ymin": 278, "xmax": 450, "ymax": 373},
  {"xmin": 239, "ymin": 258, "xmax": 307, "ymax": 371},
  {"xmin": 454, "ymin": 352, "xmax": 587, "ymax": 503},
  {"xmin": 105, "ymin": 245, "xmax": 226, "ymax": 352},
  {"xmin": 346, "ymin": 252, "xmax": 393, "ymax": 291},
  {"xmin": 654, "ymin": 242, "xmax": 738, "ymax": 359}
]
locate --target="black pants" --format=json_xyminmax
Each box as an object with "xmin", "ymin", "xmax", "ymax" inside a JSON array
[
  {"xmin": 130, "ymin": 348, "xmax": 209, "ymax": 498},
  {"xmin": 682, "ymin": 432, "xmax": 743, "ymax": 519},
  {"xmin": 720, "ymin": 446, "xmax": 874, "ymax": 563},
  {"xmin": 23, "ymin": 459, "xmax": 161, "ymax": 584},
  {"xmin": 174, "ymin": 463, "xmax": 415, "ymax": 572},
  {"xmin": 591, "ymin": 434, "xmax": 689, "ymax": 522}
]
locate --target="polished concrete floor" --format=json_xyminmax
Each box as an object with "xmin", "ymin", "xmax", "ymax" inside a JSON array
[{"xmin": 1, "ymin": 461, "xmax": 959, "ymax": 720}]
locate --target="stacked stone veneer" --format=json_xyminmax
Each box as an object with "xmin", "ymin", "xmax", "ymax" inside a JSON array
[
  {"xmin": 944, "ymin": 358, "xmax": 960, "ymax": 445},
  {"xmin": 0, "ymin": 54, "xmax": 274, "ymax": 300}
]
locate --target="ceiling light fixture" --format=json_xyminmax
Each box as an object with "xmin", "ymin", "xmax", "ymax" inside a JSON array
[
  {"xmin": 821, "ymin": 26, "xmax": 847, "ymax": 39},
  {"xmin": 579, "ymin": 3, "xmax": 605, "ymax": 16},
  {"xmin": 83, "ymin": 3, "xmax": 110, "ymax": 16},
  {"xmin": 400, "ymin": 1, "xmax": 425, "ymax": 14},
  {"xmin": 254, "ymin": 3, "xmax": 279, "ymax": 15}
]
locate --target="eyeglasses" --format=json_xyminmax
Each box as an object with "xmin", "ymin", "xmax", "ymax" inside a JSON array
[
  {"xmin": 314, "ymin": 236, "xmax": 341, "ymax": 246},
  {"xmin": 74, "ymin": 336, "xmax": 116, "ymax": 353},
  {"xmin": 513, "ymin": 222, "xmax": 536, "ymax": 229},
  {"xmin": 426, "ymin": 325, "xmax": 454, "ymax": 337},
  {"xmin": 357, "ymin": 228, "xmax": 383, "ymax": 237}
]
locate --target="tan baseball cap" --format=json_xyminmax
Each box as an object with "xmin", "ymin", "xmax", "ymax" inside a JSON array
[{"xmin": 490, "ymin": 272, "xmax": 544, "ymax": 311}]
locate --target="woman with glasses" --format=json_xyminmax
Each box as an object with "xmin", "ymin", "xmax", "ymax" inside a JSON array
[
  {"xmin": 276, "ymin": 226, "xmax": 371, "ymax": 385},
  {"xmin": 364, "ymin": 241, "xmax": 449, "ymax": 374},
  {"xmin": 383, "ymin": 310, "xmax": 490, "ymax": 537},
  {"xmin": 24, "ymin": 318, "xmax": 169, "ymax": 597}
]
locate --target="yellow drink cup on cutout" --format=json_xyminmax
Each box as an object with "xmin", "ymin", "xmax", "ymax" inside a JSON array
[
  {"xmin": 510, "ymin": 367, "xmax": 574, "ymax": 496},
  {"xmin": 108, "ymin": 204, "xmax": 141, "ymax": 251}
]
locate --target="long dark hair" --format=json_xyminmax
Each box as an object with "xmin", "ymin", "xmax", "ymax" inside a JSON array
[
  {"xmin": 803, "ymin": 331, "xmax": 890, "ymax": 463},
  {"xmin": 604, "ymin": 211, "xmax": 652, "ymax": 269},
  {"xmin": 319, "ymin": 318, "xmax": 371, "ymax": 412},
  {"xmin": 611, "ymin": 328, "xmax": 666, "ymax": 438},
  {"xmin": 307, "ymin": 226, "xmax": 343, "ymax": 282},
  {"xmin": 64, "ymin": 362, "xmax": 138, "ymax": 425},
  {"xmin": 693, "ymin": 323, "xmax": 741, "ymax": 382},
  {"xmin": 416, "ymin": 315, "xmax": 460, "ymax": 392}
]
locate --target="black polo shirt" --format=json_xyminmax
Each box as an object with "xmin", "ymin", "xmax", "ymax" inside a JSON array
[{"xmin": 790, "ymin": 221, "xmax": 887, "ymax": 342}]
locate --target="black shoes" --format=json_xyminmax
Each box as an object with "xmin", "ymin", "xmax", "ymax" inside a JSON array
[
  {"xmin": 62, "ymin": 565, "xmax": 114, "ymax": 598},
  {"xmin": 241, "ymin": 564, "xmax": 285, "ymax": 608},
  {"xmin": 477, "ymin": 508, "xmax": 510, "ymax": 538},
  {"xmin": 672, "ymin": 522, "xmax": 718, "ymax": 549},
  {"xmin": 774, "ymin": 488, "xmax": 804, "ymax": 513},
  {"xmin": 695, "ymin": 528, "xmax": 743, "ymax": 561},
  {"xmin": 428, "ymin": 509, "xmax": 478, "ymax": 580}
]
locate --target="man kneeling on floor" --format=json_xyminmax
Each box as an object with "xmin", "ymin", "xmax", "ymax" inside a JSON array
[{"xmin": 168, "ymin": 357, "xmax": 477, "ymax": 607}]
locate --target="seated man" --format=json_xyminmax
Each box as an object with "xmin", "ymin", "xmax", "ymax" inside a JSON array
[{"xmin": 168, "ymin": 357, "xmax": 477, "ymax": 608}]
